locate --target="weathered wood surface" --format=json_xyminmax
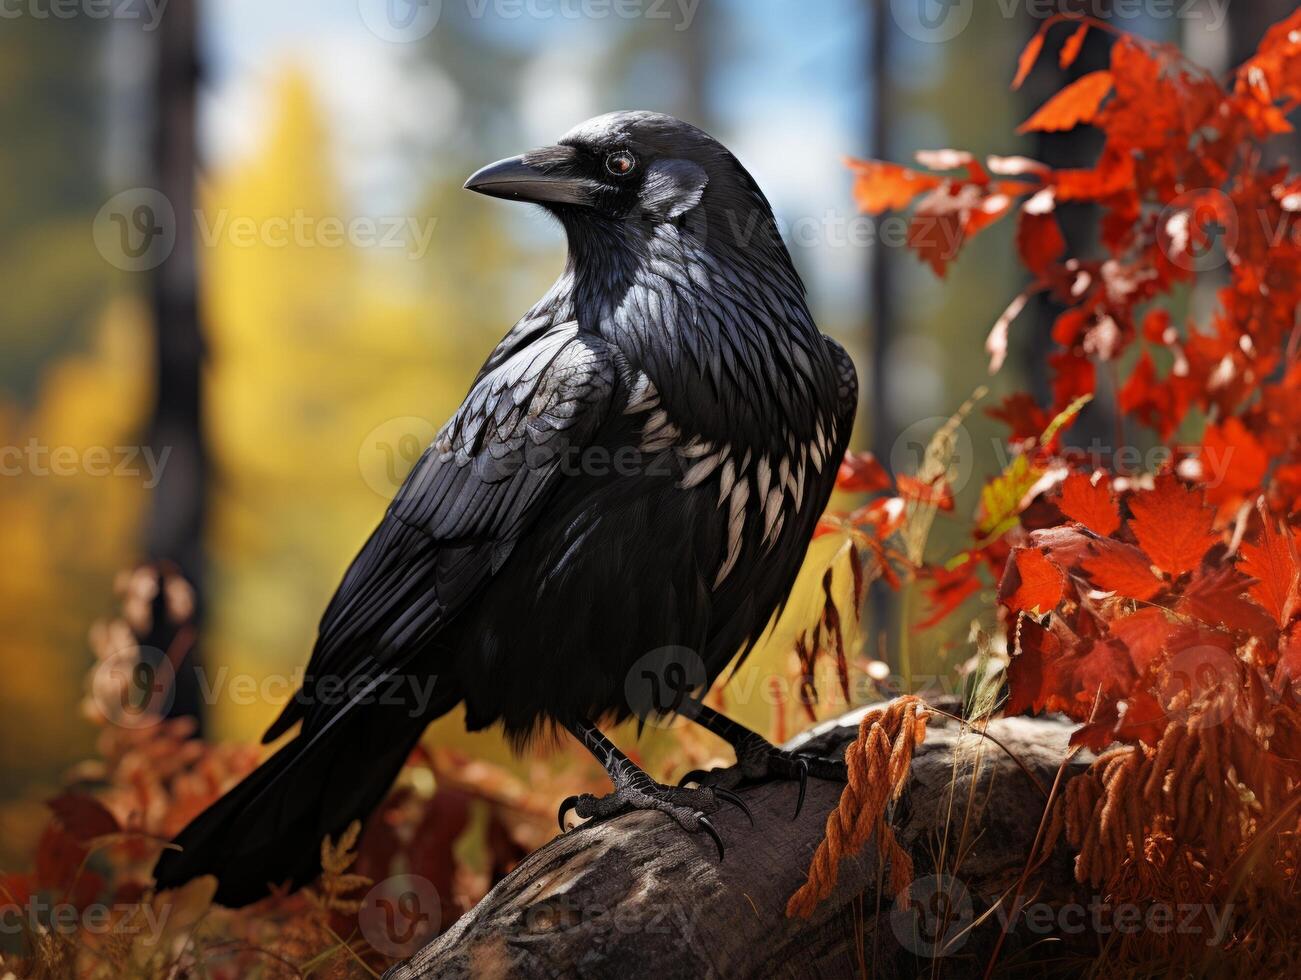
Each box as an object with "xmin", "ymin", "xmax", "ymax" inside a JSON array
[{"xmin": 386, "ymin": 707, "xmax": 1089, "ymax": 980}]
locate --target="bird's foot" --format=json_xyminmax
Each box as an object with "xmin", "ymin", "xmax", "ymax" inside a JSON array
[
  {"xmin": 679, "ymin": 738, "xmax": 847, "ymax": 818},
  {"xmin": 557, "ymin": 769, "xmax": 750, "ymax": 859}
]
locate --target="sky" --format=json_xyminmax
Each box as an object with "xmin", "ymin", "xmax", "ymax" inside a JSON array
[{"xmin": 198, "ymin": 0, "xmax": 875, "ymax": 316}]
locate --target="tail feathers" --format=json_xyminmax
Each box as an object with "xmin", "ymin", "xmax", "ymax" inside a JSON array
[{"xmin": 154, "ymin": 691, "xmax": 451, "ymax": 907}]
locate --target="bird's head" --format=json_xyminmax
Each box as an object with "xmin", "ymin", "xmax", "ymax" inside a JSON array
[{"xmin": 464, "ymin": 111, "xmax": 787, "ymax": 261}]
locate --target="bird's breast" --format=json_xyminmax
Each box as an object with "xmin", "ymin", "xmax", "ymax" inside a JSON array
[{"xmin": 622, "ymin": 369, "xmax": 839, "ymax": 589}]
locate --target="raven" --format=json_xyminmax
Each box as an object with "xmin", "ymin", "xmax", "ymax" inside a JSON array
[{"xmin": 153, "ymin": 111, "xmax": 858, "ymax": 907}]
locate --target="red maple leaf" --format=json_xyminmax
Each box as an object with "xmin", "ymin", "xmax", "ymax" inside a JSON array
[
  {"xmin": 836, "ymin": 450, "xmax": 892, "ymax": 493},
  {"xmin": 1081, "ymin": 538, "xmax": 1165, "ymax": 601},
  {"xmin": 1108, "ymin": 607, "xmax": 1175, "ymax": 671},
  {"xmin": 1201, "ymin": 417, "xmax": 1269, "ymax": 507},
  {"xmin": 1018, "ymin": 70, "xmax": 1114, "ymax": 134},
  {"xmin": 915, "ymin": 564, "xmax": 981, "ymax": 630},
  {"xmin": 846, "ymin": 159, "xmax": 941, "ymax": 214},
  {"xmin": 1239, "ymin": 516, "xmax": 1301, "ymax": 628},
  {"xmin": 1003, "ymin": 547, "xmax": 1066, "ymax": 614},
  {"xmin": 1127, "ymin": 474, "xmax": 1218, "ymax": 578},
  {"xmin": 1175, "ymin": 564, "xmax": 1277, "ymax": 638},
  {"xmin": 1058, "ymin": 472, "xmax": 1121, "ymax": 537}
]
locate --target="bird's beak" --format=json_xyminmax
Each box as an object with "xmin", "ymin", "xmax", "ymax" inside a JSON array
[{"xmin": 463, "ymin": 148, "xmax": 595, "ymax": 207}]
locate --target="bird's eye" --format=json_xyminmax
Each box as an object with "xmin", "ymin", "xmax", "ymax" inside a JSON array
[{"xmin": 605, "ymin": 151, "xmax": 636, "ymax": 176}]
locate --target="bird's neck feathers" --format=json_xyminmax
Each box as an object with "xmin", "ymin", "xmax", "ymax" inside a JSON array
[{"xmin": 556, "ymin": 207, "xmax": 833, "ymax": 447}]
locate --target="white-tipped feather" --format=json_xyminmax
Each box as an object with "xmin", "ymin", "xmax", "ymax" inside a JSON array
[
  {"xmin": 714, "ymin": 479, "xmax": 749, "ymax": 586},
  {"xmin": 623, "ymin": 372, "xmax": 659, "ymax": 414},
  {"xmin": 679, "ymin": 449, "xmax": 723, "ymax": 489},
  {"xmin": 718, "ymin": 457, "xmax": 736, "ymax": 506}
]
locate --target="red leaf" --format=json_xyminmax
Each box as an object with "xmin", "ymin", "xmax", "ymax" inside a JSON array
[
  {"xmin": 915, "ymin": 564, "xmax": 981, "ymax": 630},
  {"xmin": 1109, "ymin": 608, "xmax": 1174, "ymax": 671},
  {"xmin": 1003, "ymin": 548, "xmax": 1066, "ymax": 615},
  {"xmin": 846, "ymin": 159, "xmax": 941, "ymax": 214},
  {"xmin": 47, "ymin": 793, "xmax": 120, "ymax": 843},
  {"xmin": 1018, "ymin": 71, "xmax": 1114, "ymax": 134},
  {"xmin": 987, "ymin": 393, "xmax": 1051, "ymax": 443},
  {"xmin": 1112, "ymin": 690, "xmax": 1167, "ymax": 747},
  {"xmin": 836, "ymin": 450, "xmax": 891, "ymax": 493},
  {"xmin": 1058, "ymin": 472, "xmax": 1120, "ymax": 537},
  {"xmin": 1201, "ymin": 417, "xmax": 1269, "ymax": 507},
  {"xmin": 1239, "ymin": 517, "xmax": 1301, "ymax": 628},
  {"xmin": 1016, "ymin": 191, "xmax": 1066, "ymax": 280},
  {"xmin": 1176, "ymin": 565, "xmax": 1277, "ymax": 637},
  {"xmin": 1006, "ymin": 616, "xmax": 1060, "ymax": 715},
  {"xmin": 1012, "ymin": 29, "xmax": 1047, "ymax": 90},
  {"xmin": 1081, "ymin": 539, "xmax": 1164, "ymax": 601},
  {"xmin": 34, "ymin": 824, "xmax": 87, "ymax": 891},
  {"xmin": 896, "ymin": 473, "xmax": 954, "ymax": 511},
  {"xmin": 1060, "ymin": 23, "xmax": 1089, "ymax": 69},
  {"xmin": 1128, "ymin": 474, "xmax": 1218, "ymax": 578},
  {"xmin": 1048, "ymin": 351, "xmax": 1096, "ymax": 411}
]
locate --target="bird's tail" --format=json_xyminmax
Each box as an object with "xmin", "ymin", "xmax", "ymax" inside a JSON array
[{"xmin": 152, "ymin": 675, "xmax": 456, "ymax": 908}]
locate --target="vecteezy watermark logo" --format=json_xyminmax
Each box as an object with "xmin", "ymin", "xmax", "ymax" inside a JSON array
[
  {"xmin": 890, "ymin": 416, "xmax": 974, "ymax": 495},
  {"xmin": 0, "ymin": 440, "xmax": 171, "ymax": 487},
  {"xmin": 1157, "ymin": 644, "xmax": 1240, "ymax": 730},
  {"xmin": 89, "ymin": 645, "xmax": 176, "ymax": 730},
  {"xmin": 623, "ymin": 646, "xmax": 707, "ymax": 729},
  {"xmin": 890, "ymin": 0, "xmax": 973, "ymax": 44},
  {"xmin": 1159, "ymin": 189, "xmax": 1238, "ymax": 274},
  {"xmin": 358, "ymin": 416, "xmax": 438, "ymax": 497},
  {"xmin": 0, "ymin": 0, "xmax": 170, "ymax": 31},
  {"xmin": 358, "ymin": 0, "xmax": 441, "ymax": 42},
  {"xmin": 890, "ymin": 874, "xmax": 974, "ymax": 958},
  {"xmin": 92, "ymin": 188, "xmax": 177, "ymax": 273},
  {"xmin": 359, "ymin": 874, "xmax": 441, "ymax": 958},
  {"xmin": 1, "ymin": 895, "xmax": 172, "ymax": 941}
]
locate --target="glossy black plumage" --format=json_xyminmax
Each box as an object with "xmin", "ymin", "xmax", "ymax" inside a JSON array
[{"xmin": 153, "ymin": 111, "xmax": 858, "ymax": 907}]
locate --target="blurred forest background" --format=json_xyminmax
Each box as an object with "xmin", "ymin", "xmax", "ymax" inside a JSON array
[{"xmin": 0, "ymin": 0, "xmax": 1286, "ymax": 872}]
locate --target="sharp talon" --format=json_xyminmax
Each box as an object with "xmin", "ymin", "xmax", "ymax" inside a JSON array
[
  {"xmin": 697, "ymin": 814, "xmax": 725, "ymax": 860},
  {"xmin": 793, "ymin": 758, "xmax": 809, "ymax": 820},
  {"xmin": 678, "ymin": 769, "xmax": 709, "ymax": 788},
  {"xmin": 714, "ymin": 787, "xmax": 753, "ymax": 827},
  {"xmin": 558, "ymin": 795, "xmax": 580, "ymax": 831}
]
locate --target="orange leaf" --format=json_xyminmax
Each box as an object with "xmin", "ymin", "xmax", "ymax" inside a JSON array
[
  {"xmin": 1108, "ymin": 608, "xmax": 1173, "ymax": 671},
  {"xmin": 1012, "ymin": 29, "xmax": 1047, "ymax": 90},
  {"xmin": 1201, "ymin": 417, "xmax": 1269, "ymax": 507},
  {"xmin": 1128, "ymin": 474, "xmax": 1217, "ymax": 578},
  {"xmin": 1005, "ymin": 548, "xmax": 1066, "ymax": 614},
  {"xmin": 1060, "ymin": 23, "xmax": 1089, "ymax": 69},
  {"xmin": 1239, "ymin": 517, "xmax": 1301, "ymax": 628},
  {"xmin": 837, "ymin": 451, "xmax": 891, "ymax": 493},
  {"xmin": 1176, "ymin": 565, "xmax": 1278, "ymax": 637},
  {"xmin": 1058, "ymin": 472, "xmax": 1120, "ymax": 537},
  {"xmin": 846, "ymin": 159, "xmax": 941, "ymax": 215},
  {"xmin": 1018, "ymin": 71, "xmax": 1114, "ymax": 134},
  {"xmin": 1081, "ymin": 540, "xmax": 1164, "ymax": 601}
]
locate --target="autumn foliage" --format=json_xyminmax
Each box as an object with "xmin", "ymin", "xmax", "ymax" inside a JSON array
[
  {"xmin": 828, "ymin": 10, "xmax": 1301, "ymax": 974},
  {"xmin": 4, "ymin": 11, "xmax": 1301, "ymax": 978}
]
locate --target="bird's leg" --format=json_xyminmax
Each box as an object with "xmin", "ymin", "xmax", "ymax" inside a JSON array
[
  {"xmin": 675, "ymin": 700, "xmax": 847, "ymax": 817},
  {"xmin": 558, "ymin": 717, "xmax": 751, "ymax": 859}
]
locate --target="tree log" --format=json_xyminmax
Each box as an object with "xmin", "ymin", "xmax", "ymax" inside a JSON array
[{"xmin": 386, "ymin": 706, "xmax": 1091, "ymax": 979}]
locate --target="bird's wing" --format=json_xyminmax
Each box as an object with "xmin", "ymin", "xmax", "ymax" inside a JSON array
[{"xmin": 262, "ymin": 324, "xmax": 616, "ymax": 742}]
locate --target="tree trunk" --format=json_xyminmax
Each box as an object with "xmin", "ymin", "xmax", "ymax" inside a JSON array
[{"xmin": 385, "ymin": 706, "xmax": 1091, "ymax": 980}]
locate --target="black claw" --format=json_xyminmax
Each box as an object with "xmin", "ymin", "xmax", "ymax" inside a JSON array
[
  {"xmin": 713, "ymin": 787, "xmax": 754, "ymax": 827},
  {"xmin": 678, "ymin": 768, "xmax": 709, "ymax": 788},
  {"xmin": 793, "ymin": 758, "xmax": 809, "ymax": 820},
  {"xmin": 558, "ymin": 795, "xmax": 580, "ymax": 831},
  {"xmin": 697, "ymin": 814, "xmax": 725, "ymax": 860}
]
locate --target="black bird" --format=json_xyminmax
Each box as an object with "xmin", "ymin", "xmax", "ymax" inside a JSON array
[{"xmin": 153, "ymin": 111, "xmax": 858, "ymax": 907}]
